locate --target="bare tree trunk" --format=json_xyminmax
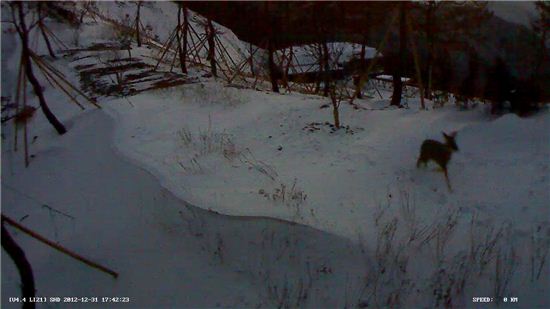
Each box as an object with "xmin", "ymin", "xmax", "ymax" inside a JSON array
[
  {"xmin": 356, "ymin": 38, "xmax": 367, "ymax": 99},
  {"xmin": 425, "ymin": 3, "xmax": 435, "ymax": 100},
  {"xmin": 315, "ymin": 43, "xmax": 322, "ymax": 93},
  {"xmin": 2, "ymin": 223, "xmax": 35, "ymax": 309},
  {"xmin": 207, "ymin": 19, "xmax": 217, "ymax": 77},
  {"xmin": 16, "ymin": 3, "xmax": 66, "ymax": 135},
  {"xmin": 322, "ymin": 41, "xmax": 330, "ymax": 97},
  {"xmin": 268, "ymin": 40, "xmax": 279, "ymax": 93},
  {"xmin": 284, "ymin": 46, "xmax": 293, "ymax": 90},
  {"xmin": 37, "ymin": 3, "xmax": 56, "ymax": 59},
  {"xmin": 135, "ymin": 1, "xmax": 141, "ymax": 47},
  {"xmin": 249, "ymin": 43, "xmax": 255, "ymax": 75},
  {"xmin": 391, "ymin": 3, "xmax": 407, "ymax": 107},
  {"xmin": 177, "ymin": 6, "xmax": 187, "ymax": 74},
  {"xmin": 332, "ymin": 100, "xmax": 340, "ymax": 129},
  {"xmin": 536, "ymin": 27, "xmax": 547, "ymax": 75}
]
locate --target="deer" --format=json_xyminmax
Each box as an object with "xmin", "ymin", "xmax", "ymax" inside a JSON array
[{"xmin": 417, "ymin": 131, "xmax": 459, "ymax": 191}]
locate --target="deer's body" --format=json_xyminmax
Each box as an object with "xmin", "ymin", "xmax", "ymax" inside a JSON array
[{"xmin": 417, "ymin": 132, "xmax": 459, "ymax": 191}]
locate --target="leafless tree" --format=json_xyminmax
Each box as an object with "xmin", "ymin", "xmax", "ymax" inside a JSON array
[
  {"xmin": 206, "ymin": 18, "xmax": 217, "ymax": 77},
  {"xmin": 2, "ymin": 223, "xmax": 36, "ymax": 309},
  {"xmin": 11, "ymin": 2, "xmax": 67, "ymax": 135},
  {"xmin": 390, "ymin": 2, "xmax": 407, "ymax": 107},
  {"xmin": 133, "ymin": 1, "xmax": 142, "ymax": 47},
  {"xmin": 327, "ymin": 46, "xmax": 352, "ymax": 129}
]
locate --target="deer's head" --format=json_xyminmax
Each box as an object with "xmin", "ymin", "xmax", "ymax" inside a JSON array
[{"xmin": 442, "ymin": 131, "xmax": 459, "ymax": 151}]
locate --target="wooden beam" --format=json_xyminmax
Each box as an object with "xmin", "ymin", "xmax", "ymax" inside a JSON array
[{"xmin": 2, "ymin": 215, "xmax": 119, "ymax": 279}]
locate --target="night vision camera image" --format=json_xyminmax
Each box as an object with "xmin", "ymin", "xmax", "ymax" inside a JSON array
[{"xmin": 1, "ymin": 1, "xmax": 549, "ymax": 308}]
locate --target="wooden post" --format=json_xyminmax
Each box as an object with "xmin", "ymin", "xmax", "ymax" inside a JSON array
[{"xmin": 154, "ymin": 27, "xmax": 178, "ymax": 70}]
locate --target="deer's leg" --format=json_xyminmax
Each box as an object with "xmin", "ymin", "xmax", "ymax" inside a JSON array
[
  {"xmin": 417, "ymin": 156, "xmax": 426, "ymax": 168},
  {"xmin": 444, "ymin": 168, "xmax": 452, "ymax": 192}
]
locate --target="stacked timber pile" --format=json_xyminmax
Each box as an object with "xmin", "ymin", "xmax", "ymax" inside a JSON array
[{"xmin": 63, "ymin": 43, "xmax": 198, "ymax": 98}]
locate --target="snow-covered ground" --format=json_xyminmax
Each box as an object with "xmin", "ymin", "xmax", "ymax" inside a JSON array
[
  {"xmin": 1, "ymin": 107, "xmax": 367, "ymax": 308},
  {"xmin": 105, "ymin": 84, "xmax": 549, "ymax": 242},
  {"xmin": 2, "ymin": 2, "xmax": 550, "ymax": 308}
]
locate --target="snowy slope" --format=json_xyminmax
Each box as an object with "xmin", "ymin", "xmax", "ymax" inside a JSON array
[
  {"xmin": 103, "ymin": 82, "xmax": 549, "ymax": 307},
  {"xmin": 89, "ymin": 1, "xmax": 250, "ymax": 72},
  {"xmin": 104, "ymin": 84, "xmax": 550, "ymax": 240},
  {"xmin": 102, "ymin": 81, "xmax": 549, "ymax": 306},
  {"xmin": 2, "ymin": 105, "xmax": 372, "ymax": 308}
]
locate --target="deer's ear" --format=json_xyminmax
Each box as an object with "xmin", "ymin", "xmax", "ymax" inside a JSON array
[
  {"xmin": 450, "ymin": 131, "xmax": 457, "ymax": 137},
  {"xmin": 442, "ymin": 132, "xmax": 448, "ymax": 138}
]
